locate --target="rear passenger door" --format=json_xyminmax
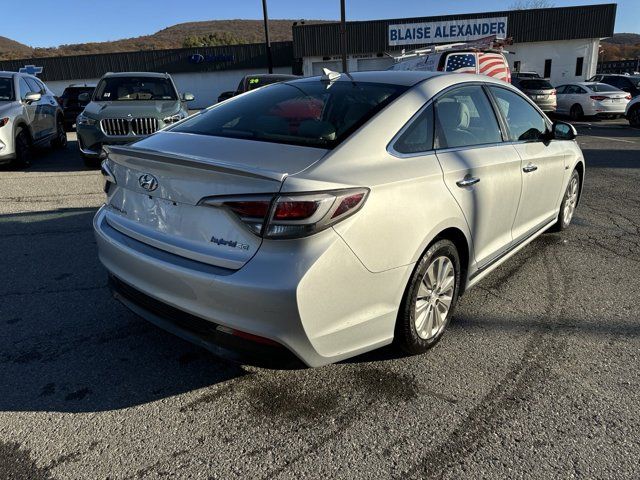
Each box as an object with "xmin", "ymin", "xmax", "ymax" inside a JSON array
[
  {"xmin": 488, "ymin": 86, "xmax": 566, "ymax": 241},
  {"xmin": 434, "ymin": 85, "xmax": 522, "ymax": 267}
]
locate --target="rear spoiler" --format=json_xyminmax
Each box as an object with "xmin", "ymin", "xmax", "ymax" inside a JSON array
[{"xmin": 106, "ymin": 145, "xmax": 288, "ymax": 183}]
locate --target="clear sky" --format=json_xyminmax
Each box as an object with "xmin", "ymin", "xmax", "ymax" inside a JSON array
[{"xmin": 3, "ymin": 0, "xmax": 637, "ymax": 48}]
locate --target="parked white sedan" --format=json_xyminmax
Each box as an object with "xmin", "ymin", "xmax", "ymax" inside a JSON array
[{"xmin": 555, "ymin": 82, "xmax": 631, "ymax": 120}]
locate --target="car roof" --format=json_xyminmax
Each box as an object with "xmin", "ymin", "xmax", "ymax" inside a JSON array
[
  {"xmin": 293, "ymin": 70, "xmax": 445, "ymax": 87},
  {"xmin": 101, "ymin": 72, "xmax": 169, "ymax": 78}
]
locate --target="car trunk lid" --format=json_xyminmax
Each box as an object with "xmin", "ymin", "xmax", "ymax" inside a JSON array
[{"xmin": 103, "ymin": 131, "xmax": 328, "ymax": 269}]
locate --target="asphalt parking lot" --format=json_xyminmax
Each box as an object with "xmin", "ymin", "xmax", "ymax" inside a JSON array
[{"xmin": 1, "ymin": 120, "xmax": 639, "ymax": 479}]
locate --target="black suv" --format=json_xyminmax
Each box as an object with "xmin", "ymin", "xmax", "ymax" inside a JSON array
[
  {"xmin": 588, "ymin": 74, "xmax": 640, "ymax": 98},
  {"xmin": 59, "ymin": 84, "xmax": 95, "ymax": 131}
]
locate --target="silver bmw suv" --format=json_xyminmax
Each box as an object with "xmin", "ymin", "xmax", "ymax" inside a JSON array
[
  {"xmin": 76, "ymin": 72, "xmax": 194, "ymax": 166},
  {"xmin": 95, "ymin": 71, "xmax": 584, "ymax": 367},
  {"xmin": 0, "ymin": 71, "xmax": 67, "ymax": 167}
]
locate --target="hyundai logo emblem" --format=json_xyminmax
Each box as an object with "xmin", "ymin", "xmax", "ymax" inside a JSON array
[{"xmin": 138, "ymin": 173, "xmax": 158, "ymax": 192}]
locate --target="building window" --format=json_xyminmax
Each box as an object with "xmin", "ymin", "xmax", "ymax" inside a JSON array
[
  {"xmin": 544, "ymin": 59, "xmax": 552, "ymax": 78},
  {"xmin": 575, "ymin": 57, "xmax": 584, "ymax": 76},
  {"xmin": 513, "ymin": 60, "xmax": 521, "ymax": 72}
]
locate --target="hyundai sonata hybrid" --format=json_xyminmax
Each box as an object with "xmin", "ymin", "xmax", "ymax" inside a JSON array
[{"xmin": 94, "ymin": 71, "xmax": 584, "ymax": 367}]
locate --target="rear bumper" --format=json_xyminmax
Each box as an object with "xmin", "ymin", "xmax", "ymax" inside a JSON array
[{"xmin": 93, "ymin": 206, "xmax": 410, "ymax": 367}]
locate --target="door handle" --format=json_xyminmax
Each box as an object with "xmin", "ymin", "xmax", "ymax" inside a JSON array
[
  {"xmin": 456, "ymin": 176, "xmax": 480, "ymax": 187},
  {"xmin": 523, "ymin": 163, "xmax": 538, "ymax": 173}
]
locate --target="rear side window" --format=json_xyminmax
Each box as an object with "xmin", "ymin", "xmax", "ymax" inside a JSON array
[
  {"xmin": 434, "ymin": 85, "xmax": 502, "ymax": 149},
  {"xmin": 489, "ymin": 87, "xmax": 547, "ymax": 142},
  {"xmin": 393, "ymin": 104, "xmax": 434, "ymax": 154},
  {"xmin": 589, "ymin": 83, "xmax": 620, "ymax": 92},
  {"xmin": 173, "ymin": 81, "xmax": 408, "ymax": 149}
]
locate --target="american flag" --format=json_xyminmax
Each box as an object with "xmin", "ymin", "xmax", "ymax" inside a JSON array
[
  {"xmin": 445, "ymin": 54, "xmax": 476, "ymax": 73},
  {"xmin": 479, "ymin": 52, "xmax": 511, "ymax": 82}
]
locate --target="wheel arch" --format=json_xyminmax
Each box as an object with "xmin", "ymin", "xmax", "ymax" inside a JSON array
[
  {"xmin": 13, "ymin": 119, "xmax": 32, "ymax": 143},
  {"xmin": 432, "ymin": 227, "xmax": 471, "ymax": 295},
  {"xmin": 574, "ymin": 160, "xmax": 585, "ymax": 206}
]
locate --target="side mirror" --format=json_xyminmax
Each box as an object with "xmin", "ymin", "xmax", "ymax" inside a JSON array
[
  {"xmin": 24, "ymin": 92, "xmax": 41, "ymax": 104},
  {"xmin": 78, "ymin": 92, "xmax": 90, "ymax": 103},
  {"xmin": 182, "ymin": 92, "xmax": 195, "ymax": 102},
  {"xmin": 552, "ymin": 121, "xmax": 577, "ymax": 140}
]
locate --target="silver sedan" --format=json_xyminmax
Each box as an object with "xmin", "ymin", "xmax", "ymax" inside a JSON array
[{"xmin": 94, "ymin": 71, "xmax": 584, "ymax": 367}]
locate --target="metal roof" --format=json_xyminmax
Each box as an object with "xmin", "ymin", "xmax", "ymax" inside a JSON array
[
  {"xmin": 0, "ymin": 41, "xmax": 293, "ymax": 82},
  {"xmin": 292, "ymin": 4, "xmax": 617, "ymax": 57}
]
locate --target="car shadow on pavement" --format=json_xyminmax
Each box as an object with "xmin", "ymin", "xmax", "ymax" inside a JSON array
[
  {"xmin": 0, "ymin": 207, "xmax": 246, "ymax": 413},
  {"xmin": 0, "ymin": 138, "xmax": 94, "ymax": 174}
]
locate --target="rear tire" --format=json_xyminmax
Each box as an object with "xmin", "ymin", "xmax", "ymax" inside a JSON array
[
  {"xmin": 395, "ymin": 239, "xmax": 461, "ymax": 355},
  {"xmin": 570, "ymin": 104, "xmax": 584, "ymax": 121},
  {"xmin": 628, "ymin": 105, "xmax": 640, "ymax": 128},
  {"xmin": 13, "ymin": 127, "xmax": 31, "ymax": 168}
]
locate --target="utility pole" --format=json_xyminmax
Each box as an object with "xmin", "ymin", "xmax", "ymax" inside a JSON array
[
  {"xmin": 262, "ymin": 0, "xmax": 273, "ymax": 73},
  {"xmin": 340, "ymin": 0, "xmax": 347, "ymax": 72}
]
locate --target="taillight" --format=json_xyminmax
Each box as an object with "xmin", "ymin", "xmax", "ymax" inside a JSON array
[
  {"xmin": 201, "ymin": 188, "xmax": 369, "ymax": 239},
  {"xmin": 550, "ymin": 90, "xmax": 556, "ymax": 96},
  {"xmin": 625, "ymin": 94, "xmax": 632, "ymax": 100},
  {"xmin": 590, "ymin": 95, "xmax": 607, "ymax": 101},
  {"xmin": 220, "ymin": 199, "xmax": 271, "ymax": 235},
  {"xmin": 273, "ymin": 200, "xmax": 319, "ymax": 220}
]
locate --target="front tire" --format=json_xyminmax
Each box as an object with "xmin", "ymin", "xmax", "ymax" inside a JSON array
[
  {"xmin": 570, "ymin": 104, "xmax": 584, "ymax": 121},
  {"xmin": 13, "ymin": 127, "xmax": 31, "ymax": 168},
  {"xmin": 395, "ymin": 239, "xmax": 461, "ymax": 355},
  {"xmin": 550, "ymin": 169, "xmax": 580, "ymax": 232},
  {"xmin": 51, "ymin": 116, "xmax": 68, "ymax": 149}
]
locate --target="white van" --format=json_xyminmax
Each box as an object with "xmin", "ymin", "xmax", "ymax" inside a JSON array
[{"xmin": 389, "ymin": 48, "xmax": 511, "ymax": 83}]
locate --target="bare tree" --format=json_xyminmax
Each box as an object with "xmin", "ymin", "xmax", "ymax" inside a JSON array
[{"xmin": 510, "ymin": 0, "xmax": 555, "ymax": 9}]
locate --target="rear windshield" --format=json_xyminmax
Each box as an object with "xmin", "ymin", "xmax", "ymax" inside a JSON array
[
  {"xmin": 589, "ymin": 83, "xmax": 621, "ymax": 92},
  {"xmin": 0, "ymin": 78, "xmax": 13, "ymax": 101},
  {"xmin": 94, "ymin": 77, "xmax": 177, "ymax": 101},
  {"xmin": 172, "ymin": 81, "xmax": 408, "ymax": 149},
  {"xmin": 519, "ymin": 79, "xmax": 553, "ymax": 90}
]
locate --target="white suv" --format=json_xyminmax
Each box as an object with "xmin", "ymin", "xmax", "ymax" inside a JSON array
[{"xmin": 0, "ymin": 71, "xmax": 67, "ymax": 167}]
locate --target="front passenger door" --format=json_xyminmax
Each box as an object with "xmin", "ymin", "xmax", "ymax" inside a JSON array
[
  {"xmin": 434, "ymin": 85, "xmax": 523, "ymax": 267},
  {"xmin": 26, "ymin": 77, "xmax": 56, "ymax": 138},
  {"xmin": 488, "ymin": 86, "xmax": 566, "ymax": 242},
  {"xmin": 18, "ymin": 77, "xmax": 40, "ymax": 139}
]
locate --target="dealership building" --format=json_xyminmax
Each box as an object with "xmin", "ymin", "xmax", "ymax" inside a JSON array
[{"xmin": 0, "ymin": 3, "xmax": 616, "ymax": 108}]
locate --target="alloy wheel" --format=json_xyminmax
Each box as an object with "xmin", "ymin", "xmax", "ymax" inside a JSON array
[
  {"xmin": 563, "ymin": 175, "xmax": 579, "ymax": 226},
  {"xmin": 414, "ymin": 256, "xmax": 455, "ymax": 340}
]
